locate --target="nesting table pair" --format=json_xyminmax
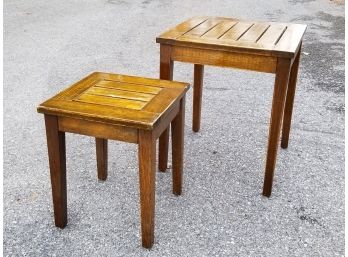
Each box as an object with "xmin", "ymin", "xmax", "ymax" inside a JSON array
[{"xmin": 37, "ymin": 16, "xmax": 306, "ymax": 248}]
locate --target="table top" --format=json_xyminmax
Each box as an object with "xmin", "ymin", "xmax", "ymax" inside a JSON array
[
  {"xmin": 37, "ymin": 72, "xmax": 189, "ymax": 129},
  {"xmin": 157, "ymin": 16, "xmax": 306, "ymax": 58}
]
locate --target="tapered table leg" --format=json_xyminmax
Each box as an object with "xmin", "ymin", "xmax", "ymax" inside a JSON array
[
  {"xmin": 158, "ymin": 128, "xmax": 169, "ymax": 172},
  {"xmin": 281, "ymin": 45, "xmax": 302, "ymax": 149},
  {"xmin": 96, "ymin": 138, "xmax": 108, "ymax": 180},
  {"xmin": 192, "ymin": 64, "xmax": 204, "ymax": 132},
  {"xmin": 263, "ymin": 58, "xmax": 292, "ymax": 197},
  {"xmin": 44, "ymin": 114, "xmax": 67, "ymax": 228},
  {"xmin": 158, "ymin": 44, "xmax": 173, "ymax": 172},
  {"xmin": 172, "ymin": 97, "xmax": 185, "ymax": 195},
  {"xmin": 138, "ymin": 130, "xmax": 156, "ymax": 248}
]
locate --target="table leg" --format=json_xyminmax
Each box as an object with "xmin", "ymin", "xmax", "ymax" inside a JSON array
[
  {"xmin": 193, "ymin": 64, "xmax": 204, "ymax": 132},
  {"xmin": 281, "ymin": 45, "xmax": 302, "ymax": 149},
  {"xmin": 138, "ymin": 130, "xmax": 156, "ymax": 248},
  {"xmin": 96, "ymin": 138, "xmax": 108, "ymax": 180},
  {"xmin": 171, "ymin": 97, "xmax": 185, "ymax": 195},
  {"xmin": 263, "ymin": 58, "xmax": 291, "ymax": 197},
  {"xmin": 159, "ymin": 44, "xmax": 173, "ymax": 172},
  {"xmin": 158, "ymin": 129, "xmax": 169, "ymax": 172},
  {"xmin": 44, "ymin": 114, "xmax": 67, "ymax": 228}
]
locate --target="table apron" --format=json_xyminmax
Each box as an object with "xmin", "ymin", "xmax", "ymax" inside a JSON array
[
  {"xmin": 153, "ymin": 101, "xmax": 180, "ymax": 139},
  {"xmin": 171, "ymin": 46, "xmax": 277, "ymax": 74},
  {"xmin": 58, "ymin": 116, "xmax": 138, "ymax": 143}
]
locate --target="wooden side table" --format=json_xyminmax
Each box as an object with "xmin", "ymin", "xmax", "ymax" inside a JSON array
[
  {"xmin": 37, "ymin": 72, "xmax": 189, "ymax": 248},
  {"xmin": 156, "ymin": 16, "xmax": 306, "ymax": 197}
]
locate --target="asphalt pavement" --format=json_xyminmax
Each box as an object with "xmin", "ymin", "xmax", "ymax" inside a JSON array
[{"xmin": 3, "ymin": 0, "xmax": 345, "ymax": 256}]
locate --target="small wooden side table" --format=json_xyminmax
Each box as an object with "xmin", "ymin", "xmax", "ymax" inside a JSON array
[
  {"xmin": 37, "ymin": 72, "xmax": 189, "ymax": 248},
  {"xmin": 156, "ymin": 16, "xmax": 306, "ymax": 197}
]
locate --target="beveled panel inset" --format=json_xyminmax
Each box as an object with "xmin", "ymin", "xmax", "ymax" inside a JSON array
[{"xmin": 37, "ymin": 72, "xmax": 190, "ymax": 129}]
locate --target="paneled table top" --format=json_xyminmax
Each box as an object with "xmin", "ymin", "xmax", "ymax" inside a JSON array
[
  {"xmin": 37, "ymin": 72, "xmax": 189, "ymax": 130},
  {"xmin": 157, "ymin": 16, "xmax": 307, "ymax": 58}
]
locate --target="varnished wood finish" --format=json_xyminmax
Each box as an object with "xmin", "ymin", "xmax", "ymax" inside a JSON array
[
  {"xmin": 171, "ymin": 45, "xmax": 277, "ymax": 73},
  {"xmin": 37, "ymin": 72, "xmax": 188, "ymax": 130},
  {"xmin": 158, "ymin": 127, "xmax": 169, "ymax": 172},
  {"xmin": 263, "ymin": 58, "xmax": 292, "ymax": 197},
  {"xmin": 171, "ymin": 98, "xmax": 185, "ymax": 195},
  {"xmin": 157, "ymin": 17, "xmax": 306, "ymax": 196},
  {"xmin": 193, "ymin": 64, "xmax": 204, "ymax": 132},
  {"xmin": 96, "ymin": 138, "xmax": 108, "ymax": 180},
  {"xmin": 38, "ymin": 98, "xmax": 158, "ymax": 129},
  {"xmin": 158, "ymin": 45, "xmax": 174, "ymax": 172},
  {"xmin": 157, "ymin": 17, "xmax": 306, "ymax": 58},
  {"xmin": 153, "ymin": 102, "xmax": 180, "ymax": 139},
  {"xmin": 138, "ymin": 130, "xmax": 156, "ymax": 248},
  {"xmin": 44, "ymin": 114, "xmax": 67, "ymax": 228},
  {"xmin": 38, "ymin": 72, "xmax": 189, "ymax": 248},
  {"xmin": 281, "ymin": 44, "xmax": 302, "ymax": 149},
  {"xmin": 58, "ymin": 116, "xmax": 138, "ymax": 143}
]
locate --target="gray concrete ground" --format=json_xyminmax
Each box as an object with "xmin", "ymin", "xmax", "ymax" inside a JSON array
[{"xmin": 4, "ymin": 0, "xmax": 345, "ymax": 256}]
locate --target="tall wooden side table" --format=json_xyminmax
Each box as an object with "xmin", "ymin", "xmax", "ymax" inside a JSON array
[
  {"xmin": 37, "ymin": 72, "xmax": 189, "ymax": 248},
  {"xmin": 156, "ymin": 16, "xmax": 306, "ymax": 197}
]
